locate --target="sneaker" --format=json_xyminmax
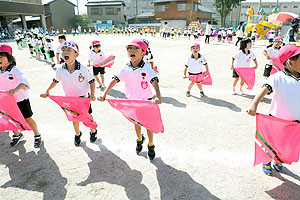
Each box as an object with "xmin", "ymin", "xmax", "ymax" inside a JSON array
[
  {"xmin": 10, "ymin": 133, "xmax": 24, "ymax": 147},
  {"xmin": 51, "ymin": 63, "xmax": 56, "ymax": 68},
  {"xmin": 186, "ymin": 91, "xmax": 191, "ymax": 97},
  {"xmin": 100, "ymin": 84, "xmax": 106, "ymax": 91},
  {"xmin": 136, "ymin": 135, "xmax": 145, "ymax": 154},
  {"xmin": 262, "ymin": 162, "xmax": 272, "ymax": 176},
  {"xmin": 74, "ymin": 132, "xmax": 82, "ymax": 146},
  {"xmin": 148, "ymin": 145, "xmax": 156, "ymax": 160},
  {"xmin": 96, "ymin": 84, "xmax": 101, "ymax": 89},
  {"xmin": 200, "ymin": 91, "xmax": 205, "ymax": 97},
  {"xmin": 90, "ymin": 129, "xmax": 97, "ymax": 143},
  {"xmin": 239, "ymin": 89, "xmax": 244, "ymax": 95},
  {"xmin": 232, "ymin": 88, "xmax": 236, "ymax": 95},
  {"xmin": 34, "ymin": 135, "xmax": 42, "ymax": 148},
  {"xmin": 273, "ymin": 162, "xmax": 283, "ymax": 172}
]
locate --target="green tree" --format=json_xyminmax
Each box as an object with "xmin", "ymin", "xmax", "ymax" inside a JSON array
[
  {"xmin": 75, "ymin": 14, "xmax": 92, "ymax": 27},
  {"xmin": 215, "ymin": 0, "xmax": 245, "ymax": 27}
]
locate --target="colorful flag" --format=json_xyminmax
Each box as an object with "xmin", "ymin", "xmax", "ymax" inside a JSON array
[
  {"xmin": 254, "ymin": 113, "xmax": 300, "ymax": 166},
  {"xmin": 92, "ymin": 55, "xmax": 115, "ymax": 68},
  {"xmin": 0, "ymin": 91, "xmax": 32, "ymax": 132},
  {"xmin": 186, "ymin": 71, "xmax": 212, "ymax": 85},
  {"xmin": 48, "ymin": 95, "xmax": 97, "ymax": 129},
  {"xmin": 234, "ymin": 67, "xmax": 255, "ymax": 89},
  {"xmin": 106, "ymin": 99, "xmax": 164, "ymax": 133}
]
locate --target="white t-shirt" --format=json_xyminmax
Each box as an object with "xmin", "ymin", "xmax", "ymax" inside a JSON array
[
  {"xmin": 205, "ymin": 24, "xmax": 212, "ymax": 35},
  {"xmin": 53, "ymin": 61, "xmax": 95, "ymax": 97},
  {"xmin": 185, "ymin": 53, "xmax": 207, "ymax": 74},
  {"xmin": 265, "ymin": 69, "xmax": 300, "ymax": 120},
  {"xmin": 265, "ymin": 47, "xmax": 280, "ymax": 65},
  {"xmin": 114, "ymin": 60, "xmax": 158, "ymax": 100},
  {"xmin": 26, "ymin": 37, "xmax": 32, "ymax": 44},
  {"xmin": 88, "ymin": 50, "xmax": 106, "ymax": 65},
  {"xmin": 0, "ymin": 65, "xmax": 29, "ymax": 102},
  {"xmin": 233, "ymin": 50, "xmax": 256, "ymax": 68},
  {"xmin": 47, "ymin": 42, "xmax": 53, "ymax": 50}
]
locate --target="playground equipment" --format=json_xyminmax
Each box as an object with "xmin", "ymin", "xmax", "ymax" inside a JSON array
[{"xmin": 245, "ymin": 8, "xmax": 277, "ymax": 39}]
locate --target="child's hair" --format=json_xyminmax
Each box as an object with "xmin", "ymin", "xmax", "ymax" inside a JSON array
[
  {"xmin": 283, "ymin": 53, "xmax": 300, "ymax": 66},
  {"xmin": 0, "ymin": 52, "xmax": 16, "ymax": 66},
  {"xmin": 58, "ymin": 35, "xmax": 66, "ymax": 40},
  {"xmin": 240, "ymin": 38, "xmax": 251, "ymax": 50},
  {"xmin": 46, "ymin": 39, "xmax": 53, "ymax": 42}
]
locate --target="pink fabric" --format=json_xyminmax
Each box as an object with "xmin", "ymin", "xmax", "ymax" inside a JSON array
[
  {"xmin": 0, "ymin": 91, "xmax": 32, "ymax": 131},
  {"xmin": 153, "ymin": 66, "xmax": 159, "ymax": 74},
  {"xmin": 49, "ymin": 95, "xmax": 97, "ymax": 129},
  {"xmin": 254, "ymin": 143, "xmax": 272, "ymax": 166},
  {"xmin": 271, "ymin": 57, "xmax": 285, "ymax": 75},
  {"xmin": 234, "ymin": 67, "xmax": 255, "ymax": 90},
  {"xmin": 91, "ymin": 55, "xmax": 115, "ymax": 68},
  {"xmin": 186, "ymin": 71, "xmax": 212, "ymax": 85},
  {"xmin": 106, "ymin": 99, "xmax": 164, "ymax": 133},
  {"xmin": 254, "ymin": 113, "xmax": 300, "ymax": 166}
]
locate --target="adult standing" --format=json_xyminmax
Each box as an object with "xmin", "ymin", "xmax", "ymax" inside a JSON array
[
  {"xmin": 162, "ymin": 22, "xmax": 168, "ymax": 39},
  {"xmin": 205, "ymin": 20, "xmax": 213, "ymax": 44},
  {"xmin": 284, "ymin": 18, "xmax": 299, "ymax": 43},
  {"xmin": 235, "ymin": 21, "xmax": 245, "ymax": 46}
]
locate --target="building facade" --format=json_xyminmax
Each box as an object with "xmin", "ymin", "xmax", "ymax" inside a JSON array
[
  {"xmin": 44, "ymin": 0, "xmax": 76, "ymax": 31},
  {"xmin": 154, "ymin": 0, "xmax": 212, "ymax": 28},
  {"xmin": 124, "ymin": 0, "xmax": 154, "ymax": 19},
  {"xmin": 0, "ymin": 0, "xmax": 45, "ymax": 30},
  {"xmin": 86, "ymin": 0, "xmax": 126, "ymax": 26}
]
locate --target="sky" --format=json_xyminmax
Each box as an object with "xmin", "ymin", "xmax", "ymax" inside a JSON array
[{"xmin": 42, "ymin": 0, "xmax": 88, "ymax": 14}]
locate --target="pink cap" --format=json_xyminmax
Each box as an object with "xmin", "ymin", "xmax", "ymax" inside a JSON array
[
  {"xmin": 91, "ymin": 40, "xmax": 101, "ymax": 46},
  {"xmin": 191, "ymin": 43, "xmax": 200, "ymax": 48},
  {"xmin": 274, "ymin": 36, "xmax": 283, "ymax": 42},
  {"xmin": 60, "ymin": 41, "xmax": 79, "ymax": 52},
  {"xmin": 126, "ymin": 39, "xmax": 147, "ymax": 52},
  {"xmin": 0, "ymin": 44, "xmax": 12, "ymax": 55},
  {"xmin": 272, "ymin": 43, "xmax": 300, "ymax": 69}
]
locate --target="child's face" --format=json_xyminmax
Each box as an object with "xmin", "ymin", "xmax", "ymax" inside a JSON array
[
  {"xmin": 93, "ymin": 45, "xmax": 101, "ymax": 52},
  {"xmin": 246, "ymin": 42, "xmax": 252, "ymax": 49},
  {"xmin": 274, "ymin": 41, "xmax": 282, "ymax": 48},
  {"xmin": 289, "ymin": 56, "xmax": 300, "ymax": 72},
  {"xmin": 61, "ymin": 46, "xmax": 78, "ymax": 64},
  {"xmin": 191, "ymin": 46, "xmax": 200, "ymax": 54},
  {"xmin": 127, "ymin": 46, "xmax": 145, "ymax": 63},
  {"xmin": 58, "ymin": 38, "xmax": 65, "ymax": 44},
  {"xmin": 0, "ymin": 55, "xmax": 9, "ymax": 68}
]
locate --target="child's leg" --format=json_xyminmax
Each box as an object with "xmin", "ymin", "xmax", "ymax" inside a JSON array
[
  {"xmin": 188, "ymin": 81, "xmax": 195, "ymax": 91},
  {"xmin": 135, "ymin": 124, "xmax": 142, "ymax": 140},
  {"xmin": 146, "ymin": 129, "xmax": 154, "ymax": 146},
  {"xmin": 100, "ymin": 74, "xmax": 105, "ymax": 85},
  {"xmin": 72, "ymin": 121, "xmax": 80, "ymax": 135},
  {"xmin": 94, "ymin": 75, "xmax": 101, "ymax": 85},
  {"xmin": 89, "ymin": 114, "xmax": 96, "ymax": 133},
  {"xmin": 197, "ymin": 83, "xmax": 203, "ymax": 91},
  {"xmin": 25, "ymin": 117, "xmax": 39, "ymax": 136},
  {"xmin": 240, "ymin": 80, "xmax": 244, "ymax": 90},
  {"xmin": 233, "ymin": 78, "xmax": 239, "ymax": 88}
]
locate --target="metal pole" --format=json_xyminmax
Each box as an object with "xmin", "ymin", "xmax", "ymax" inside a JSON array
[
  {"xmin": 276, "ymin": 0, "xmax": 279, "ymax": 10},
  {"xmin": 76, "ymin": 0, "xmax": 79, "ymax": 15},
  {"xmin": 258, "ymin": 0, "xmax": 262, "ymax": 13}
]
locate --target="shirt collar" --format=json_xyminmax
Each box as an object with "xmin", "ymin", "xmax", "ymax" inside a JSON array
[
  {"xmin": 191, "ymin": 53, "xmax": 201, "ymax": 59},
  {"xmin": 128, "ymin": 59, "xmax": 145, "ymax": 70},
  {"xmin": 63, "ymin": 60, "xmax": 80, "ymax": 71},
  {"xmin": 283, "ymin": 68, "xmax": 300, "ymax": 81},
  {"xmin": 0, "ymin": 64, "xmax": 14, "ymax": 72},
  {"xmin": 242, "ymin": 49, "xmax": 250, "ymax": 55}
]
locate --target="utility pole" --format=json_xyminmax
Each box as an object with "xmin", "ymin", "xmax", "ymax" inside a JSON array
[
  {"xmin": 258, "ymin": 0, "xmax": 262, "ymax": 13},
  {"xmin": 76, "ymin": 0, "xmax": 79, "ymax": 15}
]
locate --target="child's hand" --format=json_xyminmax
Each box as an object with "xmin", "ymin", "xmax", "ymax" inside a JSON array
[
  {"xmin": 90, "ymin": 94, "xmax": 96, "ymax": 101},
  {"xmin": 183, "ymin": 75, "xmax": 187, "ymax": 79},
  {"xmin": 97, "ymin": 95, "xmax": 106, "ymax": 101},
  {"xmin": 231, "ymin": 65, "xmax": 234, "ymax": 70},
  {"xmin": 255, "ymin": 65, "xmax": 258, "ymax": 69},
  {"xmin": 8, "ymin": 89, "xmax": 17, "ymax": 95},
  {"xmin": 40, "ymin": 91, "xmax": 49, "ymax": 98},
  {"xmin": 247, "ymin": 104, "xmax": 257, "ymax": 116},
  {"xmin": 154, "ymin": 97, "xmax": 162, "ymax": 104},
  {"xmin": 87, "ymin": 64, "xmax": 91, "ymax": 67}
]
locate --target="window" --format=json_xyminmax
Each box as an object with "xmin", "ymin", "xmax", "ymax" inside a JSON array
[
  {"xmin": 178, "ymin": 3, "xmax": 188, "ymax": 11},
  {"xmin": 106, "ymin": 7, "xmax": 118, "ymax": 15},
  {"xmin": 283, "ymin": 5, "xmax": 288, "ymax": 8},
  {"xmin": 242, "ymin": 6, "xmax": 250, "ymax": 9},
  {"xmin": 271, "ymin": 5, "xmax": 276, "ymax": 8},
  {"xmin": 91, "ymin": 8, "xmax": 103, "ymax": 15},
  {"xmin": 155, "ymin": 5, "xmax": 166, "ymax": 12},
  {"xmin": 193, "ymin": 3, "xmax": 198, "ymax": 11},
  {"xmin": 294, "ymin": 5, "xmax": 298, "ymax": 8},
  {"xmin": 117, "ymin": 8, "xmax": 121, "ymax": 11},
  {"xmin": 261, "ymin": 5, "xmax": 270, "ymax": 8}
]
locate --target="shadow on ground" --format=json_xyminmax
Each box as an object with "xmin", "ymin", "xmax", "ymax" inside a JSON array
[{"xmin": 0, "ymin": 133, "xmax": 67, "ymax": 200}]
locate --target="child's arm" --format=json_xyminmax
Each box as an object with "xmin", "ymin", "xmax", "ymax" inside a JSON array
[
  {"xmin": 254, "ymin": 59, "xmax": 258, "ymax": 69},
  {"xmin": 231, "ymin": 58, "xmax": 235, "ymax": 69},
  {"xmin": 150, "ymin": 61, "xmax": 154, "ymax": 69},
  {"xmin": 204, "ymin": 64, "xmax": 209, "ymax": 73},
  {"xmin": 97, "ymin": 79, "xmax": 118, "ymax": 101},
  {"xmin": 152, "ymin": 80, "xmax": 162, "ymax": 104},
  {"xmin": 40, "ymin": 81, "xmax": 57, "ymax": 98},
  {"xmin": 247, "ymin": 87, "xmax": 269, "ymax": 116},
  {"xmin": 90, "ymin": 81, "xmax": 96, "ymax": 101},
  {"xmin": 183, "ymin": 66, "xmax": 188, "ymax": 78},
  {"xmin": 88, "ymin": 61, "xmax": 91, "ymax": 67},
  {"xmin": 263, "ymin": 51, "xmax": 271, "ymax": 60},
  {"xmin": 8, "ymin": 83, "xmax": 27, "ymax": 94},
  {"xmin": 56, "ymin": 53, "xmax": 60, "ymax": 64}
]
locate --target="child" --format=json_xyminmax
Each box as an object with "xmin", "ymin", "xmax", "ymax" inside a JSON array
[
  {"xmin": 56, "ymin": 34, "xmax": 66, "ymax": 64},
  {"xmin": 184, "ymin": 43, "xmax": 209, "ymax": 97},
  {"xmin": 263, "ymin": 36, "xmax": 283, "ymax": 78},
  {"xmin": 26, "ymin": 32, "xmax": 34, "ymax": 56},
  {"xmin": 141, "ymin": 39, "xmax": 154, "ymax": 70},
  {"xmin": 40, "ymin": 41, "xmax": 98, "ymax": 146},
  {"xmin": 45, "ymin": 35, "xmax": 56, "ymax": 68},
  {"xmin": 227, "ymin": 28, "xmax": 233, "ymax": 43},
  {"xmin": 251, "ymin": 29, "xmax": 258, "ymax": 45},
  {"xmin": 87, "ymin": 40, "xmax": 107, "ymax": 91},
  {"xmin": 231, "ymin": 38, "xmax": 258, "ymax": 95},
  {"xmin": 38, "ymin": 34, "xmax": 47, "ymax": 60},
  {"xmin": 0, "ymin": 44, "xmax": 42, "ymax": 147},
  {"xmin": 247, "ymin": 43, "xmax": 300, "ymax": 175},
  {"xmin": 98, "ymin": 39, "xmax": 162, "ymax": 160}
]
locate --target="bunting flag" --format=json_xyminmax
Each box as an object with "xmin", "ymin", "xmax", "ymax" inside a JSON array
[
  {"xmin": 186, "ymin": 71, "xmax": 212, "ymax": 85},
  {"xmin": 0, "ymin": 91, "xmax": 32, "ymax": 132},
  {"xmin": 254, "ymin": 113, "xmax": 300, "ymax": 166},
  {"xmin": 48, "ymin": 95, "xmax": 97, "ymax": 129},
  {"xmin": 106, "ymin": 99, "xmax": 164, "ymax": 133},
  {"xmin": 234, "ymin": 67, "xmax": 255, "ymax": 89},
  {"xmin": 92, "ymin": 55, "xmax": 115, "ymax": 68},
  {"xmin": 271, "ymin": 57, "xmax": 285, "ymax": 75}
]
